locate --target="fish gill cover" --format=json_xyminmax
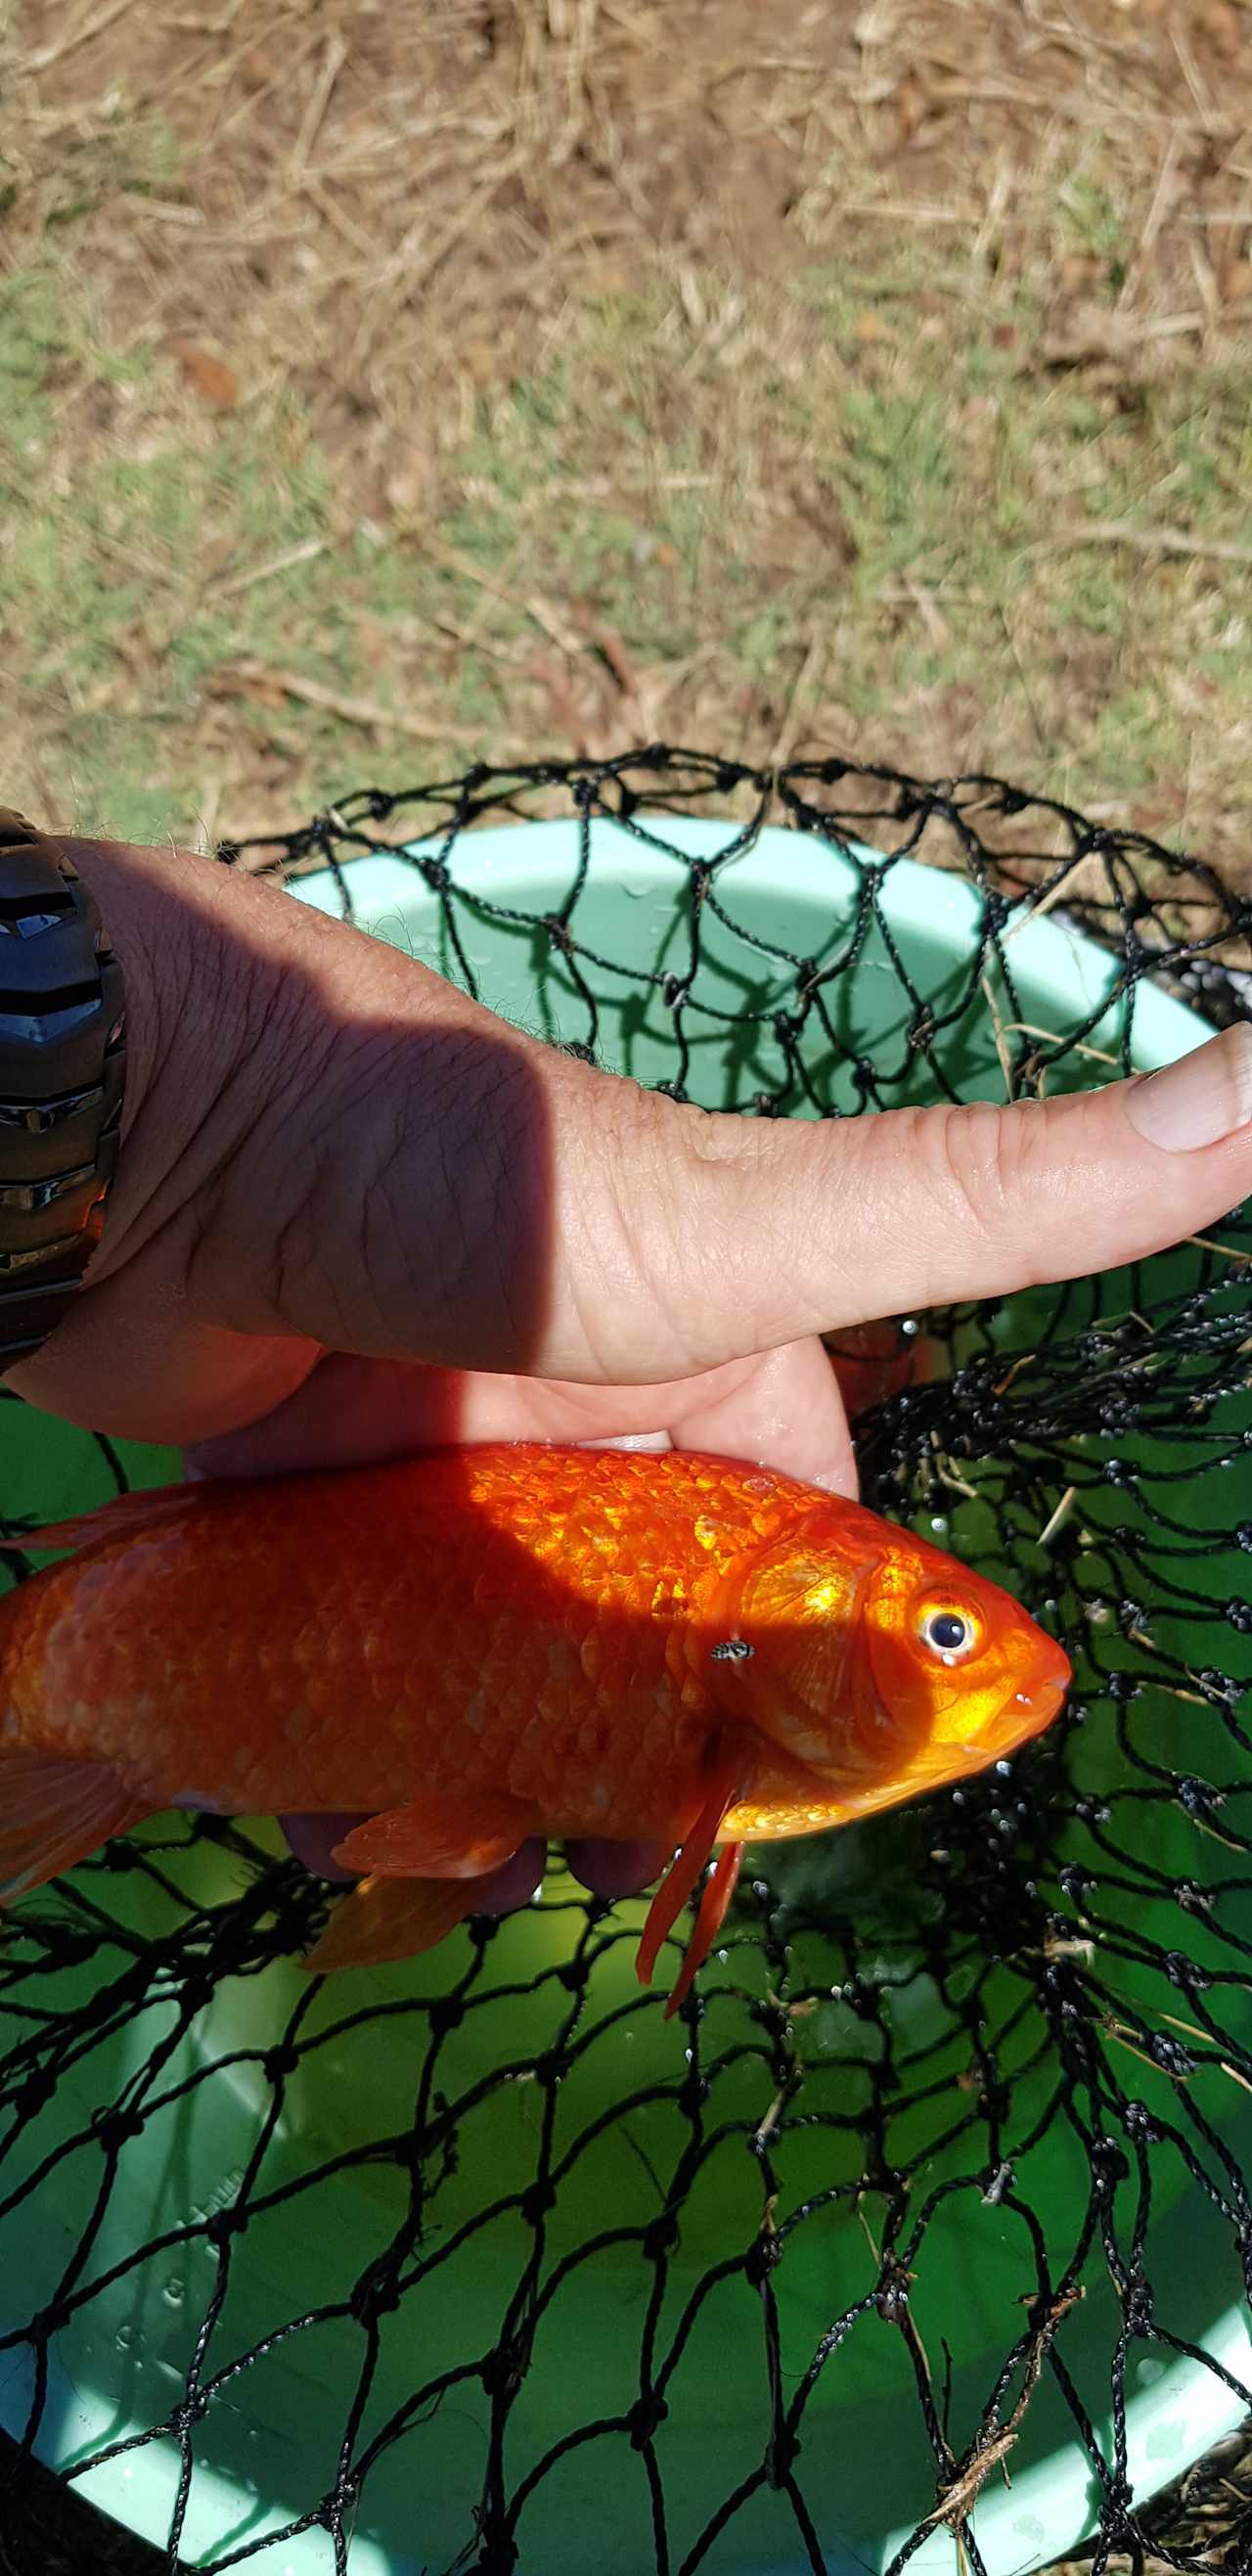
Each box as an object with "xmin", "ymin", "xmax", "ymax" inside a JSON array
[{"xmin": 0, "ymin": 750, "xmax": 1250, "ymax": 2576}]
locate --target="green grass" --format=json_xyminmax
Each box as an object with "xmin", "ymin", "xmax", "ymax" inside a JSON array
[{"xmin": 2, "ymin": 36, "xmax": 1251, "ymax": 873}]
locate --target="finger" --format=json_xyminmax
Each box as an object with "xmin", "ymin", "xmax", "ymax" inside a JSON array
[
  {"xmin": 565, "ymin": 1837, "xmax": 669, "ymax": 1900},
  {"xmin": 466, "ymin": 1838, "xmax": 547, "ymax": 1919},
  {"xmin": 666, "ymin": 1334, "xmax": 857, "ymax": 1497},
  {"xmin": 620, "ymin": 1026, "xmax": 1252, "ymax": 1378},
  {"xmin": 21, "ymin": 838, "xmax": 1252, "ymax": 1436},
  {"xmin": 185, "ymin": 1340, "xmax": 851, "ymax": 1488},
  {"xmin": 280, "ymin": 1812, "xmax": 368, "ymax": 1884}
]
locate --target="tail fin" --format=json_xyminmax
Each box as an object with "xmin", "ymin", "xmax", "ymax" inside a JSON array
[{"xmin": 0, "ymin": 1750, "xmax": 146, "ymax": 1904}]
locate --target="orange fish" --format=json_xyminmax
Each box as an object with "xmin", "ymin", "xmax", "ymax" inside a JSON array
[
  {"xmin": 0, "ymin": 1446, "xmax": 1069, "ymax": 2013},
  {"xmin": 824, "ymin": 1318, "xmax": 934, "ymax": 1419}
]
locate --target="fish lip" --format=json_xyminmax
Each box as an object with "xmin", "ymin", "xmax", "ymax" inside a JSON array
[{"xmin": 1002, "ymin": 1660, "xmax": 1070, "ymax": 1743}]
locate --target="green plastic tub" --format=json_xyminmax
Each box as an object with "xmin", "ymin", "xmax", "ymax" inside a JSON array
[{"xmin": 0, "ymin": 814, "xmax": 1248, "ymax": 2574}]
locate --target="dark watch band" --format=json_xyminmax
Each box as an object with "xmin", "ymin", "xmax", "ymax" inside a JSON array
[{"xmin": 0, "ymin": 810, "xmax": 125, "ymax": 1376}]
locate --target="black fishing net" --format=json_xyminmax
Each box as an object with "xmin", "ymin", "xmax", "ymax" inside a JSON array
[{"xmin": 2, "ymin": 747, "xmax": 1252, "ymax": 2576}]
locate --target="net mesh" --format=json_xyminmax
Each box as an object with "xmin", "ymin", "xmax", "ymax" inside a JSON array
[{"xmin": 2, "ymin": 748, "xmax": 1252, "ymax": 2576}]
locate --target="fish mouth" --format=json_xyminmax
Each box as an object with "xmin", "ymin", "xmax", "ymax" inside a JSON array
[{"xmin": 997, "ymin": 1637, "xmax": 1072, "ymax": 1746}]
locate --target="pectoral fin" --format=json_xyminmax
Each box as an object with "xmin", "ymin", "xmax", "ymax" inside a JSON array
[
  {"xmin": 636, "ymin": 1739, "xmax": 754, "ymax": 2017},
  {"xmin": 18, "ymin": 1484, "xmax": 201, "ymax": 1560}
]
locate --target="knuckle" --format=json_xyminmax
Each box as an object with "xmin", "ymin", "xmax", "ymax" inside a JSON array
[{"xmin": 928, "ymin": 1098, "xmax": 1041, "ymax": 1236}]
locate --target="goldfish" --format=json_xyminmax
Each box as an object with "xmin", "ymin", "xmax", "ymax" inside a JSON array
[
  {"xmin": 824, "ymin": 1317, "xmax": 935, "ymax": 1419},
  {"xmin": 0, "ymin": 1446, "xmax": 1069, "ymax": 2013}
]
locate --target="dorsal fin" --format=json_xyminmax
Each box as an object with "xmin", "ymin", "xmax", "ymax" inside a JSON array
[{"xmin": 21, "ymin": 1483, "xmax": 202, "ymax": 1560}]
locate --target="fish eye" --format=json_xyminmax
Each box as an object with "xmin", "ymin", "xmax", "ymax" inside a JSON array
[{"xmin": 919, "ymin": 1606, "xmax": 980, "ymax": 1661}]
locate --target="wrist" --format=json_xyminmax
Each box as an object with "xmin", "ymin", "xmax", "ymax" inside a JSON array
[
  {"xmin": 46, "ymin": 834, "xmax": 282, "ymax": 1297},
  {"xmin": 0, "ymin": 817, "xmax": 128, "ymax": 1373}
]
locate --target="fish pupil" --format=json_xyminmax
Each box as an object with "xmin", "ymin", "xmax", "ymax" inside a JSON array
[{"xmin": 926, "ymin": 1612, "xmax": 968, "ymax": 1652}]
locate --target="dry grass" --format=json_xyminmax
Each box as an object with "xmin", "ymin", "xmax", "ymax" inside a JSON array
[{"xmin": 1, "ymin": 0, "xmax": 1251, "ymax": 867}]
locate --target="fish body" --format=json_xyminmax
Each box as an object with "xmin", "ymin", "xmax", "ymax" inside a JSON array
[
  {"xmin": 824, "ymin": 1318, "xmax": 933, "ymax": 1419},
  {"xmin": 0, "ymin": 1445, "xmax": 1069, "ymax": 2010}
]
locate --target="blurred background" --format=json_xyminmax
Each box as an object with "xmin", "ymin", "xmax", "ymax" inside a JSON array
[{"xmin": 2, "ymin": 0, "xmax": 1250, "ymax": 874}]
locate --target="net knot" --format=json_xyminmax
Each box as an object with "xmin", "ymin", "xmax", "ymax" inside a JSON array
[
  {"xmin": 98, "ymin": 2109, "xmax": 146, "ymax": 2152},
  {"xmin": 263, "ymin": 2044, "xmax": 301, "ymax": 2084},
  {"xmin": 1162, "ymin": 1951, "xmax": 1210, "ymax": 1991},
  {"xmin": 520, "ymin": 2181, "xmax": 559, "ymax": 2225},
  {"xmin": 627, "ymin": 2394, "xmax": 668, "ymax": 2448},
  {"xmin": 1147, "ymin": 2031, "xmax": 1195, "ymax": 2078},
  {"xmin": 15, "ymin": 2071, "xmax": 56, "ymax": 2119},
  {"xmin": 350, "ymin": 2267, "xmax": 402, "ymax": 2327},
  {"xmin": 1124, "ymin": 2282, "xmax": 1155, "ymax": 2336},
  {"xmin": 744, "ymin": 2230, "xmax": 785, "ymax": 2286},
  {"xmin": 1123, "ymin": 2101, "xmax": 1161, "ymax": 2143},
  {"xmin": 480, "ymin": 2338, "xmax": 527, "ymax": 2399},
  {"xmin": 1091, "ymin": 2138, "xmax": 1130, "ymax": 2188},
  {"xmin": 643, "ymin": 2214, "xmax": 679, "ymax": 2261},
  {"xmin": 874, "ymin": 2260, "xmax": 913, "ymax": 2326},
  {"xmin": 426, "ymin": 1996, "xmax": 465, "ymax": 2037},
  {"xmin": 1176, "ymin": 1776, "xmax": 1221, "ymax": 1822}
]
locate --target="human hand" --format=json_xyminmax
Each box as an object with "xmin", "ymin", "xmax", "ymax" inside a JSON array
[{"xmin": 10, "ymin": 833, "xmax": 1252, "ymax": 1905}]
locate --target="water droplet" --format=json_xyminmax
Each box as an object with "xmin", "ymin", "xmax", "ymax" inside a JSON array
[
  {"xmin": 163, "ymin": 2277, "xmax": 184, "ymax": 2307},
  {"xmin": 115, "ymin": 2325, "xmax": 135, "ymax": 2352}
]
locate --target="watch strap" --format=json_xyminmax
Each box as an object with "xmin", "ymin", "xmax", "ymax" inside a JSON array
[{"xmin": 0, "ymin": 811, "xmax": 125, "ymax": 1375}]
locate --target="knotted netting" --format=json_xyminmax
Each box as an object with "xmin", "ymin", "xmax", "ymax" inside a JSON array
[{"xmin": 1, "ymin": 748, "xmax": 1251, "ymax": 2576}]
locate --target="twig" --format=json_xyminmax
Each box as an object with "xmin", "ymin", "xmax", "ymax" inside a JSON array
[
  {"xmin": 770, "ymin": 630, "xmax": 827, "ymax": 765},
  {"xmin": 211, "ymin": 660, "xmax": 481, "ymax": 743},
  {"xmin": 212, "ymin": 539, "xmax": 328, "ymax": 600},
  {"xmin": 23, "ymin": 0, "xmax": 139, "ymax": 68},
  {"xmin": 1046, "ymin": 522, "xmax": 1252, "ymax": 567},
  {"xmin": 1037, "ymin": 1487, "xmax": 1077, "ymax": 1552},
  {"xmin": 421, "ymin": 535, "xmax": 584, "ymax": 655},
  {"xmin": 289, "ymin": 31, "xmax": 349, "ymax": 182}
]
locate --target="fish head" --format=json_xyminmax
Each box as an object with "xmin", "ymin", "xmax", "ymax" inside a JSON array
[
  {"xmin": 849, "ymin": 1537, "xmax": 1072, "ymax": 1791},
  {"xmin": 710, "ymin": 1504, "xmax": 1070, "ymax": 1804}
]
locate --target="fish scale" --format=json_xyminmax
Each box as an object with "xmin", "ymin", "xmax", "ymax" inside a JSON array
[{"xmin": 0, "ymin": 1443, "xmax": 1070, "ymax": 2010}]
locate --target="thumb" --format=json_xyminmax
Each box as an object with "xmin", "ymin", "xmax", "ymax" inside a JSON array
[
  {"xmin": 611, "ymin": 1024, "xmax": 1252, "ymax": 1376},
  {"xmin": 9, "ymin": 833, "xmax": 1250, "ymax": 1441}
]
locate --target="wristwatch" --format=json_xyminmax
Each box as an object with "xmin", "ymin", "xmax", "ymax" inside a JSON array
[{"xmin": 0, "ymin": 809, "xmax": 125, "ymax": 1377}]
